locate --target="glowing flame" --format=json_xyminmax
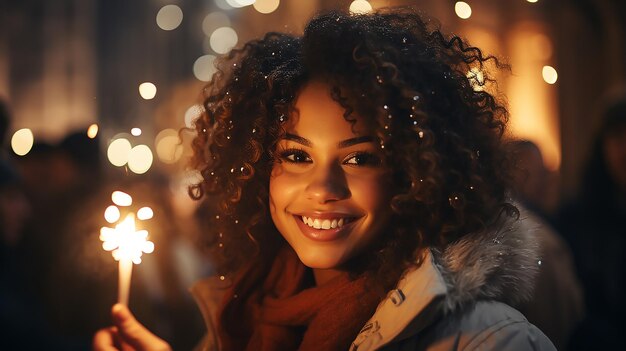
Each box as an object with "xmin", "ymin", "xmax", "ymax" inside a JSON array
[{"xmin": 100, "ymin": 213, "xmax": 154, "ymax": 264}]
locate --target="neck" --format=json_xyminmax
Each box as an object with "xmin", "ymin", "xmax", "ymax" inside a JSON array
[{"xmin": 313, "ymin": 268, "xmax": 343, "ymax": 285}]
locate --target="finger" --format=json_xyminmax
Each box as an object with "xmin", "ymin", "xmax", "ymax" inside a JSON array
[
  {"xmin": 93, "ymin": 326, "xmax": 121, "ymax": 351},
  {"xmin": 111, "ymin": 304, "xmax": 171, "ymax": 351}
]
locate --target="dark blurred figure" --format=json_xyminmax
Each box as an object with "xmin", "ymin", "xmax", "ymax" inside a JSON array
[
  {"xmin": 508, "ymin": 140, "xmax": 584, "ymax": 349},
  {"xmin": 556, "ymin": 97, "xmax": 626, "ymax": 349},
  {"xmin": 0, "ymin": 99, "xmax": 82, "ymax": 350}
]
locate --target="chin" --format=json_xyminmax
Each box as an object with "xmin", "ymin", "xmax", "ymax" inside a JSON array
[{"xmin": 293, "ymin": 247, "xmax": 349, "ymax": 270}]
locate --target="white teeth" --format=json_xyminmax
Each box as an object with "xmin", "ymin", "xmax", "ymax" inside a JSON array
[
  {"xmin": 300, "ymin": 216, "xmax": 348, "ymax": 230},
  {"xmin": 321, "ymin": 219, "xmax": 331, "ymax": 229},
  {"xmin": 313, "ymin": 219, "xmax": 321, "ymax": 229}
]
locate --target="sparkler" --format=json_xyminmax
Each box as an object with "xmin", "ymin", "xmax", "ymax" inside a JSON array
[{"xmin": 100, "ymin": 191, "xmax": 154, "ymax": 306}]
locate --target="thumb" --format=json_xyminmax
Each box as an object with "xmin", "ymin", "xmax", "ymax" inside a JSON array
[{"xmin": 111, "ymin": 304, "xmax": 171, "ymax": 351}]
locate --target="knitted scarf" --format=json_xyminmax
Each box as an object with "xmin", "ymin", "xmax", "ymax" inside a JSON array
[{"xmin": 218, "ymin": 246, "xmax": 381, "ymax": 351}]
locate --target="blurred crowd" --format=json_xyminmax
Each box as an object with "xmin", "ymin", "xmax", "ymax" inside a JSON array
[{"xmin": 0, "ymin": 95, "xmax": 625, "ymax": 350}]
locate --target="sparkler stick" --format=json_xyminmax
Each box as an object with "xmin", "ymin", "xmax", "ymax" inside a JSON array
[{"xmin": 100, "ymin": 192, "xmax": 154, "ymax": 306}]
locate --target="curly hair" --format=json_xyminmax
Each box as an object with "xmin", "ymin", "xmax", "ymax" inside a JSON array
[{"xmin": 190, "ymin": 8, "xmax": 514, "ymax": 295}]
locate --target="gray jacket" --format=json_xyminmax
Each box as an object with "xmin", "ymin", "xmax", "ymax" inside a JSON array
[{"xmin": 191, "ymin": 211, "xmax": 556, "ymax": 350}]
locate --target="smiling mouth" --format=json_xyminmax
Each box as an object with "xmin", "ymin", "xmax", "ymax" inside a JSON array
[{"xmin": 298, "ymin": 216, "xmax": 357, "ymax": 230}]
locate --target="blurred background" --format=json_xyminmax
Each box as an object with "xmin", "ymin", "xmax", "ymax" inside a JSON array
[{"xmin": 0, "ymin": 0, "xmax": 624, "ymax": 350}]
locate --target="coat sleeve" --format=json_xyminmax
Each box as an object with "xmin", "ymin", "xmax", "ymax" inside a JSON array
[{"xmin": 465, "ymin": 320, "xmax": 556, "ymax": 351}]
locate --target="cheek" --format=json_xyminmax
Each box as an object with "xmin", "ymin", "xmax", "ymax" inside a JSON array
[
  {"xmin": 349, "ymin": 174, "xmax": 392, "ymax": 214},
  {"xmin": 269, "ymin": 166, "xmax": 299, "ymax": 214}
]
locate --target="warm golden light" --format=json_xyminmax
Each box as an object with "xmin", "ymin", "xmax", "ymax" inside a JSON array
[
  {"xmin": 210, "ymin": 27, "xmax": 238, "ymax": 54},
  {"xmin": 137, "ymin": 207, "xmax": 154, "ymax": 220},
  {"xmin": 112, "ymin": 191, "xmax": 133, "ymax": 207},
  {"xmin": 131, "ymin": 128, "xmax": 142, "ymax": 136},
  {"xmin": 184, "ymin": 105, "xmax": 204, "ymax": 128},
  {"xmin": 349, "ymin": 0, "xmax": 372, "ymax": 14},
  {"xmin": 127, "ymin": 144, "xmax": 153, "ymax": 174},
  {"xmin": 156, "ymin": 5, "xmax": 183, "ymax": 31},
  {"xmin": 466, "ymin": 68, "xmax": 485, "ymax": 91},
  {"xmin": 87, "ymin": 124, "xmax": 99, "ymax": 139},
  {"xmin": 100, "ymin": 213, "xmax": 154, "ymax": 264},
  {"xmin": 155, "ymin": 129, "xmax": 183, "ymax": 164},
  {"xmin": 138, "ymin": 82, "xmax": 157, "ymax": 100},
  {"xmin": 455, "ymin": 2, "xmax": 472, "ymax": 19},
  {"xmin": 527, "ymin": 0, "xmax": 538, "ymax": 3},
  {"xmin": 253, "ymin": 0, "xmax": 280, "ymax": 14},
  {"xmin": 11, "ymin": 128, "xmax": 34, "ymax": 156},
  {"xmin": 542, "ymin": 65, "xmax": 558, "ymax": 84},
  {"xmin": 107, "ymin": 138, "xmax": 132, "ymax": 167},
  {"xmin": 104, "ymin": 205, "xmax": 121, "ymax": 223},
  {"xmin": 193, "ymin": 55, "xmax": 217, "ymax": 82}
]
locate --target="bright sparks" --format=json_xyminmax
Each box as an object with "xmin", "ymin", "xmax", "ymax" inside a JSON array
[
  {"xmin": 112, "ymin": 191, "xmax": 133, "ymax": 206},
  {"xmin": 104, "ymin": 205, "xmax": 121, "ymax": 223},
  {"xmin": 100, "ymin": 213, "xmax": 154, "ymax": 264},
  {"xmin": 137, "ymin": 207, "xmax": 154, "ymax": 220}
]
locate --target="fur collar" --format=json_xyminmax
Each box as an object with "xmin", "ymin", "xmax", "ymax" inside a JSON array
[{"xmin": 431, "ymin": 208, "xmax": 540, "ymax": 313}]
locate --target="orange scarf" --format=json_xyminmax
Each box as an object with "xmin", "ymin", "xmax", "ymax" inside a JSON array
[{"xmin": 218, "ymin": 246, "xmax": 381, "ymax": 351}]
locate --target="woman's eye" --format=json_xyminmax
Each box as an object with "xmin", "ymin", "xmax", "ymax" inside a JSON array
[
  {"xmin": 281, "ymin": 149, "xmax": 312, "ymax": 163},
  {"xmin": 344, "ymin": 152, "xmax": 381, "ymax": 166}
]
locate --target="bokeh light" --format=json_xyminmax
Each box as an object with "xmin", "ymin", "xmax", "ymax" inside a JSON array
[
  {"xmin": 184, "ymin": 105, "xmax": 204, "ymax": 128},
  {"xmin": 156, "ymin": 5, "xmax": 183, "ymax": 31},
  {"xmin": 87, "ymin": 124, "xmax": 99, "ymax": 139},
  {"xmin": 104, "ymin": 205, "xmax": 121, "ymax": 223},
  {"xmin": 138, "ymin": 82, "xmax": 157, "ymax": 100},
  {"xmin": 455, "ymin": 2, "xmax": 472, "ymax": 19},
  {"xmin": 202, "ymin": 12, "xmax": 231, "ymax": 37},
  {"xmin": 527, "ymin": 0, "xmax": 538, "ymax": 3},
  {"xmin": 214, "ymin": 0, "xmax": 232, "ymax": 10},
  {"xmin": 137, "ymin": 207, "xmax": 154, "ymax": 220},
  {"xmin": 210, "ymin": 27, "xmax": 238, "ymax": 54},
  {"xmin": 112, "ymin": 191, "xmax": 133, "ymax": 207},
  {"xmin": 155, "ymin": 129, "xmax": 183, "ymax": 164},
  {"xmin": 193, "ymin": 55, "xmax": 217, "ymax": 82},
  {"xmin": 107, "ymin": 138, "xmax": 132, "ymax": 167},
  {"xmin": 225, "ymin": 0, "xmax": 255, "ymax": 8},
  {"xmin": 349, "ymin": 0, "xmax": 372, "ymax": 14},
  {"xmin": 131, "ymin": 128, "xmax": 142, "ymax": 136},
  {"xmin": 11, "ymin": 128, "xmax": 34, "ymax": 156},
  {"xmin": 542, "ymin": 65, "xmax": 558, "ymax": 84},
  {"xmin": 253, "ymin": 0, "xmax": 280, "ymax": 14},
  {"xmin": 127, "ymin": 144, "xmax": 154, "ymax": 174}
]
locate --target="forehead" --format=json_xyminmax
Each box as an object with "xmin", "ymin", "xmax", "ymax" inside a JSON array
[{"xmin": 287, "ymin": 81, "xmax": 370, "ymax": 138}]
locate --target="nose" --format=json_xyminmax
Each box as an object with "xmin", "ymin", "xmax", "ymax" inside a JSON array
[{"xmin": 305, "ymin": 162, "xmax": 351, "ymax": 203}]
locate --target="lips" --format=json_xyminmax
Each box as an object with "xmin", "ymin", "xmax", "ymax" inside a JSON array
[{"xmin": 292, "ymin": 212, "xmax": 360, "ymax": 242}]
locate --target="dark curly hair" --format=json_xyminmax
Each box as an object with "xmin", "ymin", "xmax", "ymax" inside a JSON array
[{"xmin": 190, "ymin": 8, "xmax": 514, "ymax": 296}]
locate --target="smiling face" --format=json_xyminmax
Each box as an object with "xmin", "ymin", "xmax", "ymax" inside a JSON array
[{"xmin": 269, "ymin": 81, "xmax": 393, "ymax": 270}]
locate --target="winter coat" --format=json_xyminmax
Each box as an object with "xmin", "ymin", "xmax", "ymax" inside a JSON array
[{"xmin": 191, "ymin": 210, "xmax": 556, "ymax": 350}]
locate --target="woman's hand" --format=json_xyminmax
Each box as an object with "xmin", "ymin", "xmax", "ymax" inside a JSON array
[{"xmin": 93, "ymin": 304, "xmax": 172, "ymax": 351}]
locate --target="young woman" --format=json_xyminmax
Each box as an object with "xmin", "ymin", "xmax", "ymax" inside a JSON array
[{"xmin": 94, "ymin": 8, "xmax": 555, "ymax": 351}]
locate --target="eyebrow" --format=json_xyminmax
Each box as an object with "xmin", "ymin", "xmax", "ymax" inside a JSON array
[{"xmin": 284, "ymin": 133, "xmax": 374, "ymax": 148}]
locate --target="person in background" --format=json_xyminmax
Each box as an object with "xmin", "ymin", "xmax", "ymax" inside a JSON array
[
  {"xmin": 508, "ymin": 140, "xmax": 584, "ymax": 350},
  {"xmin": 556, "ymin": 96, "xmax": 626, "ymax": 350}
]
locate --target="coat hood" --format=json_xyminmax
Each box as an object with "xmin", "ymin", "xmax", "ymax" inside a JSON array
[{"xmin": 432, "ymin": 208, "xmax": 541, "ymax": 313}]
